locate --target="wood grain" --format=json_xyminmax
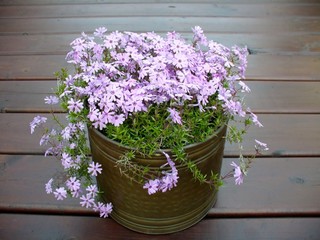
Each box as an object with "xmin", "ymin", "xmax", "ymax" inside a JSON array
[
  {"xmin": 1, "ymin": 17, "xmax": 319, "ymax": 35},
  {"xmin": 1, "ymin": 0, "xmax": 320, "ymax": 4},
  {"xmin": 1, "ymin": 214, "xmax": 320, "ymax": 240},
  {"xmin": 1, "ymin": 3, "xmax": 319, "ymax": 18}
]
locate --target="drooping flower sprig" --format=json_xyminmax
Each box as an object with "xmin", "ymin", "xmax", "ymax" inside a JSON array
[{"xmin": 30, "ymin": 26, "xmax": 268, "ymax": 218}]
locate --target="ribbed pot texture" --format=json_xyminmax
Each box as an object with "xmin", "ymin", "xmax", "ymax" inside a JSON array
[{"xmin": 88, "ymin": 124, "xmax": 227, "ymax": 234}]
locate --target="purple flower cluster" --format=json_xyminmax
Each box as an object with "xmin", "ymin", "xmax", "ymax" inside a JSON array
[
  {"xmin": 61, "ymin": 26, "xmax": 255, "ymax": 129},
  {"xmin": 44, "ymin": 172, "xmax": 112, "ymax": 217},
  {"xmin": 143, "ymin": 151, "xmax": 179, "ymax": 195}
]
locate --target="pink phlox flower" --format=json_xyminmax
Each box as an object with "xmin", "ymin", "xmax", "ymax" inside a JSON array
[
  {"xmin": 68, "ymin": 123, "xmax": 78, "ymax": 133},
  {"xmin": 53, "ymin": 187, "xmax": 67, "ymax": 200},
  {"xmin": 87, "ymin": 60, "xmax": 104, "ymax": 74},
  {"xmin": 92, "ymin": 48, "xmax": 104, "ymax": 62},
  {"xmin": 88, "ymin": 162, "xmax": 102, "ymax": 176},
  {"xmin": 125, "ymin": 96, "xmax": 145, "ymax": 113},
  {"xmin": 172, "ymin": 53, "xmax": 189, "ymax": 68},
  {"xmin": 61, "ymin": 152, "xmax": 73, "ymax": 169},
  {"xmin": 30, "ymin": 115, "xmax": 47, "ymax": 134},
  {"xmin": 255, "ymin": 139, "xmax": 269, "ymax": 152},
  {"xmin": 68, "ymin": 155, "xmax": 82, "ymax": 170},
  {"xmin": 98, "ymin": 95, "xmax": 117, "ymax": 111},
  {"xmin": 239, "ymin": 81, "xmax": 251, "ymax": 93},
  {"xmin": 115, "ymin": 52, "xmax": 130, "ymax": 66},
  {"xmin": 80, "ymin": 194, "xmax": 95, "ymax": 208},
  {"xmin": 104, "ymin": 34, "xmax": 119, "ymax": 49},
  {"xmin": 80, "ymin": 31, "xmax": 93, "ymax": 41},
  {"xmin": 86, "ymin": 184, "xmax": 98, "ymax": 198},
  {"xmin": 159, "ymin": 151, "xmax": 179, "ymax": 192},
  {"xmin": 111, "ymin": 114, "xmax": 125, "ymax": 127},
  {"xmin": 167, "ymin": 107, "xmax": 182, "ymax": 125},
  {"xmin": 45, "ymin": 146, "xmax": 59, "ymax": 157},
  {"xmin": 77, "ymin": 122, "xmax": 86, "ymax": 131},
  {"xmin": 125, "ymin": 46, "xmax": 139, "ymax": 57},
  {"xmin": 152, "ymin": 55, "xmax": 167, "ymax": 70},
  {"xmin": 90, "ymin": 110, "xmax": 115, "ymax": 130},
  {"xmin": 106, "ymin": 83, "xmax": 121, "ymax": 102},
  {"xmin": 59, "ymin": 88, "xmax": 72, "ymax": 98},
  {"xmin": 61, "ymin": 125, "xmax": 73, "ymax": 140},
  {"xmin": 224, "ymin": 59, "xmax": 234, "ymax": 68},
  {"xmin": 201, "ymin": 62, "xmax": 217, "ymax": 75},
  {"xmin": 69, "ymin": 142, "xmax": 76, "ymax": 150},
  {"xmin": 202, "ymin": 79, "xmax": 219, "ymax": 96},
  {"xmin": 66, "ymin": 177, "xmax": 81, "ymax": 192},
  {"xmin": 169, "ymin": 39, "xmax": 187, "ymax": 54},
  {"xmin": 44, "ymin": 95, "xmax": 59, "ymax": 105},
  {"xmin": 94, "ymin": 27, "xmax": 107, "ymax": 37},
  {"xmin": 232, "ymin": 46, "xmax": 248, "ymax": 78},
  {"xmin": 45, "ymin": 178, "xmax": 54, "ymax": 194},
  {"xmin": 230, "ymin": 161, "xmax": 244, "ymax": 185},
  {"xmin": 143, "ymin": 179, "xmax": 160, "ymax": 195},
  {"xmin": 250, "ymin": 111, "xmax": 263, "ymax": 128},
  {"xmin": 99, "ymin": 203, "xmax": 113, "ymax": 218},
  {"xmin": 67, "ymin": 98, "xmax": 83, "ymax": 113},
  {"xmin": 71, "ymin": 189, "xmax": 81, "ymax": 198},
  {"xmin": 71, "ymin": 40, "xmax": 86, "ymax": 54},
  {"xmin": 192, "ymin": 26, "xmax": 208, "ymax": 45},
  {"xmin": 70, "ymin": 37, "xmax": 85, "ymax": 48},
  {"xmin": 93, "ymin": 202, "xmax": 104, "ymax": 212},
  {"xmin": 159, "ymin": 170, "xmax": 179, "ymax": 192},
  {"xmin": 88, "ymin": 108, "xmax": 100, "ymax": 122},
  {"xmin": 218, "ymin": 88, "xmax": 232, "ymax": 102},
  {"xmin": 92, "ymin": 117, "xmax": 107, "ymax": 130},
  {"xmin": 161, "ymin": 151, "xmax": 175, "ymax": 168},
  {"xmin": 197, "ymin": 92, "xmax": 209, "ymax": 107},
  {"xmin": 225, "ymin": 100, "xmax": 246, "ymax": 117},
  {"xmin": 40, "ymin": 133, "xmax": 50, "ymax": 146},
  {"xmin": 65, "ymin": 75, "xmax": 75, "ymax": 86},
  {"xmin": 42, "ymin": 129, "xmax": 57, "ymax": 146},
  {"xmin": 150, "ymin": 151, "xmax": 179, "ymax": 193}
]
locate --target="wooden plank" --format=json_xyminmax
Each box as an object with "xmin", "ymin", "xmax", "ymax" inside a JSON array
[
  {"xmin": 215, "ymin": 157, "xmax": 320, "ymax": 216},
  {"xmin": 1, "ymin": 155, "xmax": 320, "ymax": 216},
  {"xmin": 1, "ymin": 0, "xmax": 320, "ymax": 5},
  {"xmin": 0, "ymin": 155, "xmax": 88, "ymax": 215},
  {"xmin": 0, "ymin": 17, "xmax": 319, "ymax": 35},
  {"xmin": 245, "ymin": 81, "xmax": 320, "ymax": 114},
  {"xmin": 0, "ymin": 214, "xmax": 320, "ymax": 240},
  {"xmin": 0, "ymin": 113, "xmax": 320, "ymax": 156},
  {"xmin": 2, "ymin": 81, "xmax": 320, "ymax": 114},
  {"xmin": 1, "ymin": 33, "xmax": 320, "ymax": 55},
  {"xmin": 0, "ymin": 81, "xmax": 60, "ymax": 113},
  {"xmin": 1, "ymin": 3, "xmax": 320, "ymax": 18},
  {"xmin": 1, "ymin": 55, "xmax": 319, "ymax": 81}
]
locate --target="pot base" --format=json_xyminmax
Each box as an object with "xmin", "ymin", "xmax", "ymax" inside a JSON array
[{"xmin": 108, "ymin": 190, "xmax": 217, "ymax": 234}]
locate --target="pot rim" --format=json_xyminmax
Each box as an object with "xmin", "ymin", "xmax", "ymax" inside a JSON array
[{"xmin": 88, "ymin": 121, "xmax": 227, "ymax": 155}]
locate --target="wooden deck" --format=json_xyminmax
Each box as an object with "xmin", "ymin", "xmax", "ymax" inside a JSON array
[{"xmin": 1, "ymin": 0, "xmax": 320, "ymax": 239}]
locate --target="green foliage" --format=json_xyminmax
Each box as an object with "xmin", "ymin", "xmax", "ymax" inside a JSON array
[
  {"xmin": 115, "ymin": 151, "xmax": 151, "ymax": 184},
  {"xmin": 103, "ymin": 101, "xmax": 228, "ymax": 157},
  {"xmin": 53, "ymin": 66, "xmax": 255, "ymax": 191}
]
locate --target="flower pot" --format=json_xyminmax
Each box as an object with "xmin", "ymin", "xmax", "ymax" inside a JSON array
[{"xmin": 88, "ymin": 124, "xmax": 227, "ymax": 234}]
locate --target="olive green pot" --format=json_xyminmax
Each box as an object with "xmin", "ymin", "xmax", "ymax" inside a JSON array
[{"xmin": 88, "ymin": 124, "xmax": 227, "ymax": 234}]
